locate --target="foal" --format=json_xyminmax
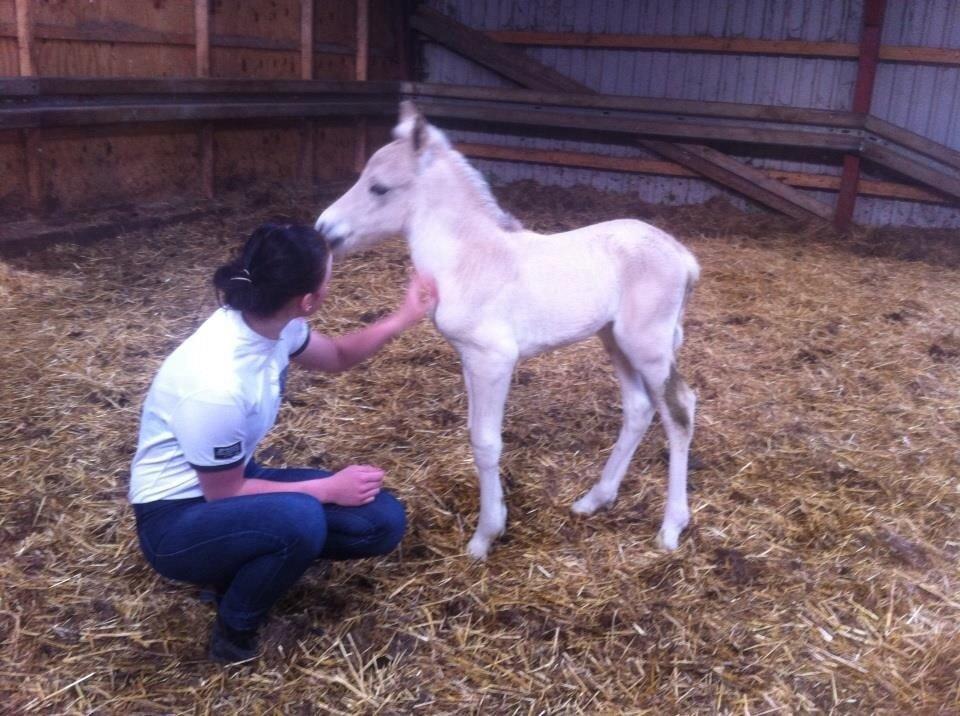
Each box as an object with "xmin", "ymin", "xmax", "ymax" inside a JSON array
[{"xmin": 317, "ymin": 102, "xmax": 699, "ymax": 559}]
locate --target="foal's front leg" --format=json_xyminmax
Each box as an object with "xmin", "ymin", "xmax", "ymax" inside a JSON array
[{"xmin": 460, "ymin": 349, "xmax": 516, "ymax": 560}]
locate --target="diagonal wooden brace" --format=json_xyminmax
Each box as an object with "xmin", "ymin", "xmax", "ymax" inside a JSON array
[{"xmin": 411, "ymin": 5, "xmax": 833, "ymax": 223}]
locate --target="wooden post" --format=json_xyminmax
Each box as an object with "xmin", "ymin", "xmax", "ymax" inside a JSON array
[
  {"xmin": 354, "ymin": 0, "xmax": 369, "ymax": 172},
  {"xmin": 195, "ymin": 0, "xmax": 214, "ymax": 199},
  {"xmin": 300, "ymin": 0, "xmax": 314, "ymax": 80},
  {"xmin": 834, "ymin": 0, "xmax": 886, "ymax": 231},
  {"xmin": 16, "ymin": 0, "xmax": 41, "ymax": 213},
  {"xmin": 300, "ymin": 0, "xmax": 316, "ymax": 186},
  {"xmin": 195, "ymin": 0, "xmax": 210, "ymax": 78},
  {"xmin": 15, "ymin": 0, "xmax": 34, "ymax": 76},
  {"xmin": 391, "ymin": 0, "xmax": 417, "ymax": 80}
]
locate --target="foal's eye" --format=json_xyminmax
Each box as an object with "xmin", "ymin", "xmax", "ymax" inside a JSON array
[{"xmin": 370, "ymin": 183, "xmax": 390, "ymax": 196}]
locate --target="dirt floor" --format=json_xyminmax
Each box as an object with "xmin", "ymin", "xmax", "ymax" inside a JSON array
[{"xmin": 1, "ymin": 182, "xmax": 958, "ymax": 713}]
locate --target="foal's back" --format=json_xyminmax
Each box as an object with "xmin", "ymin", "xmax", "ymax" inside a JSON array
[{"xmin": 453, "ymin": 218, "xmax": 695, "ymax": 358}]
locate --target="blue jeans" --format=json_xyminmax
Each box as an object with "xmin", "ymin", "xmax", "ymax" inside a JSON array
[{"xmin": 133, "ymin": 460, "xmax": 406, "ymax": 632}]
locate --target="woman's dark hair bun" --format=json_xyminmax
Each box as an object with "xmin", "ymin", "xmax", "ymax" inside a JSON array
[{"xmin": 213, "ymin": 223, "xmax": 329, "ymax": 317}]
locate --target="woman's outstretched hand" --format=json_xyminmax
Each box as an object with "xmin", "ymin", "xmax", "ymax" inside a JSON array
[
  {"xmin": 395, "ymin": 272, "xmax": 438, "ymax": 329},
  {"xmin": 317, "ymin": 464, "xmax": 384, "ymax": 506}
]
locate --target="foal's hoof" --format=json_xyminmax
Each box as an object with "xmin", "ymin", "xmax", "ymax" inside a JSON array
[
  {"xmin": 466, "ymin": 535, "xmax": 492, "ymax": 560},
  {"xmin": 571, "ymin": 491, "xmax": 614, "ymax": 516},
  {"xmin": 655, "ymin": 524, "xmax": 687, "ymax": 551}
]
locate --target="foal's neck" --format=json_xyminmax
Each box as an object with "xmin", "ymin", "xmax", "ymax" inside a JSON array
[{"xmin": 406, "ymin": 152, "xmax": 510, "ymax": 276}]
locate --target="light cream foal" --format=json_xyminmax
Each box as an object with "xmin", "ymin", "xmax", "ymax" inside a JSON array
[{"xmin": 316, "ymin": 102, "xmax": 700, "ymax": 559}]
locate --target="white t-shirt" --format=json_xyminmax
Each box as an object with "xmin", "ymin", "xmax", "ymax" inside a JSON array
[{"xmin": 129, "ymin": 308, "xmax": 310, "ymax": 504}]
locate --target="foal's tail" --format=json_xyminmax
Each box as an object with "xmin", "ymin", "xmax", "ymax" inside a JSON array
[{"xmin": 673, "ymin": 246, "xmax": 700, "ymax": 353}]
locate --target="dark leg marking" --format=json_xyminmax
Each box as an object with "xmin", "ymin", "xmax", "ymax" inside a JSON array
[{"xmin": 664, "ymin": 364, "xmax": 690, "ymax": 430}]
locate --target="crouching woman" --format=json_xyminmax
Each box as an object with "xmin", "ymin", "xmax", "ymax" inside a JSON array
[{"xmin": 128, "ymin": 223, "xmax": 436, "ymax": 663}]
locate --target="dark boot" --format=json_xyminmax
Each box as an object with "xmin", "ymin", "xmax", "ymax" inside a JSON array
[{"xmin": 208, "ymin": 616, "xmax": 259, "ymax": 664}]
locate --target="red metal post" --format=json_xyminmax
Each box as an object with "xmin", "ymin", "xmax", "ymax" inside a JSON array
[{"xmin": 834, "ymin": 0, "xmax": 887, "ymax": 231}]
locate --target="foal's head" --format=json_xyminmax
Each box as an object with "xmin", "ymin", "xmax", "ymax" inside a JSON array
[
  {"xmin": 315, "ymin": 102, "xmax": 443, "ymax": 255},
  {"xmin": 316, "ymin": 102, "xmax": 520, "ymax": 255}
]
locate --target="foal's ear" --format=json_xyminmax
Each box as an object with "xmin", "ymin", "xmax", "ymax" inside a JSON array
[
  {"xmin": 411, "ymin": 114, "xmax": 428, "ymax": 153},
  {"xmin": 398, "ymin": 100, "xmax": 420, "ymax": 123},
  {"xmin": 394, "ymin": 100, "xmax": 430, "ymax": 154}
]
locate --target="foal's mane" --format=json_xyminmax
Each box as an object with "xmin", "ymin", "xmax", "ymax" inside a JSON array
[{"xmin": 447, "ymin": 150, "xmax": 523, "ymax": 232}]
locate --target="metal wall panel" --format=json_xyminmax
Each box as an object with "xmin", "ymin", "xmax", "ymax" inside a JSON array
[{"xmin": 420, "ymin": 0, "xmax": 960, "ymax": 227}]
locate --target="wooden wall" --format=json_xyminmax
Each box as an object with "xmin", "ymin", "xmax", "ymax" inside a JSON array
[{"xmin": 0, "ymin": 0, "xmax": 404, "ymax": 218}]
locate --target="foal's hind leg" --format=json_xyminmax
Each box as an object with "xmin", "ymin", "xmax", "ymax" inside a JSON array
[
  {"xmin": 636, "ymin": 354, "xmax": 696, "ymax": 550},
  {"xmin": 572, "ymin": 327, "xmax": 655, "ymax": 515}
]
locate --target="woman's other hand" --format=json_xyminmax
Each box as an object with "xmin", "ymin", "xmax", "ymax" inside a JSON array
[{"xmin": 316, "ymin": 464, "xmax": 384, "ymax": 506}]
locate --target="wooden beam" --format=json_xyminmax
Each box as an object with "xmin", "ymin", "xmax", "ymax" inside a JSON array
[
  {"xmin": 354, "ymin": 0, "xmax": 370, "ymax": 172},
  {"xmin": 0, "ymin": 21, "xmax": 386, "ymax": 57},
  {"xmin": 410, "ymin": 7, "xmax": 834, "ymax": 222},
  {"xmin": 0, "ymin": 100, "xmax": 396, "ymax": 129},
  {"xmin": 300, "ymin": 0, "xmax": 316, "ymax": 187},
  {"xmin": 865, "ymin": 115, "xmax": 960, "ymax": 174},
  {"xmin": 0, "ymin": 99, "xmax": 398, "ymax": 129},
  {"xmin": 0, "ymin": 77, "xmax": 400, "ymax": 96},
  {"xmin": 410, "ymin": 7, "xmax": 584, "ymax": 93},
  {"xmin": 405, "ymin": 81, "xmax": 862, "ymax": 128},
  {"xmin": 391, "ymin": 0, "xmax": 418, "ymax": 80},
  {"xmin": 15, "ymin": 1, "xmax": 40, "ymax": 215},
  {"xmin": 195, "ymin": 0, "xmax": 210, "ymax": 78},
  {"xmin": 484, "ymin": 30, "xmax": 960, "ymax": 67},
  {"xmin": 195, "ymin": 0, "xmax": 212, "ymax": 199},
  {"xmin": 456, "ymin": 142, "xmax": 950, "ymax": 203},
  {"xmin": 301, "ymin": 0, "xmax": 314, "ymax": 80},
  {"xmin": 861, "ymin": 142, "xmax": 960, "ymax": 202},
  {"xmin": 835, "ymin": 0, "xmax": 886, "ymax": 231},
  {"xmin": 14, "ymin": 0, "xmax": 34, "ymax": 76},
  {"xmin": 416, "ymin": 98, "xmax": 861, "ymax": 151},
  {"xmin": 644, "ymin": 140, "xmax": 833, "ymax": 221}
]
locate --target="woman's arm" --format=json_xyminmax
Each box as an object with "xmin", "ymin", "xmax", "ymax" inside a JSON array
[
  {"xmin": 292, "ymin": 272, "xmax": 436, "ymax": 373},
  {"xmin": 199, "ymin": 463, "xmax": 384, "ymax": 505}
]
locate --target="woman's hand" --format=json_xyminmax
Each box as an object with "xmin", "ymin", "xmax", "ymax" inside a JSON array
[
  {"xmin": 314, "ymin": 464, "xmax": 384, "ymax": 506},
  {"xmin": 394, "ymin": 272, "xmax": 438, "ymax": 330}
]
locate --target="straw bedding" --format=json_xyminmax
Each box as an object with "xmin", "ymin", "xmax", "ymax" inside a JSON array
[{"xmin": 1, "ymin": 182, "xmax": 958, "ymax": 714}]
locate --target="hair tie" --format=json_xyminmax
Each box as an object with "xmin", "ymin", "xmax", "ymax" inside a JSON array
[{"xmin": 229, "ymin": 268, "xmax": 252, "ymax": 284}]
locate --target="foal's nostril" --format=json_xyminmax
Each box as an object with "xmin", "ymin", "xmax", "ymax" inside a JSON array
[{"xmin": 329, "ymin": 236, "xmax": 345, "ymax": 250}]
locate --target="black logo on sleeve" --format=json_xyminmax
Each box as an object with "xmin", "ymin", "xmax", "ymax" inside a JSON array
[{"xmin": 214, "ymin": 441, "xmax": 243, "ymax": 460}]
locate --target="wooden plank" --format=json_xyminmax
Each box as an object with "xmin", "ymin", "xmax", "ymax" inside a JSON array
[
  {"xmin": 404, "ymin": 81, "xmax": 862, "ymax": 128},
  {"xmin": 656, "ymin": 141, "xmax": 834, "ymax": 219},
  {"xmin": 411, "ymin": 7, "xmax": 834, "ymax": 222},
  {"xmin": 301, "ymin": 0, "xmax": 314, "ymax": 80},
  {"xmin": 416, "ymin": 98, "xmax": 861, "ymax": 151},
  {"xmin": 355, "ymin": 0, "xmax": 369, "ymax": 82},
  {"xmin": 835, "ymin": 0, "xmax": 886, "ymax": 231},
  {"xmin": 14, "ymin": 0, "xmax": 33, "ymax": 76},
  {"xmin": 642, "ymin": 141, "xmax": 820, "ymax": 221},
  {"xmin": 865, "ymin": 115, "xmax": 960, "ymax": 174},
  {"xmin": 355, "ymin": 0, "xmax": 369, "ymax": 171},
  {"xmin": 0, "ymin": 21, "xmax": 384, "ymax": 57},
  {"xmin": 456, "ymin": 142, "xmax": 949, "ymax": 203},
  {"xmin": 410, "ymin": 6, "xmax": 584, "ymax": 93},
  {"xmin": 484, "ymin": 30, "xmax": 960, "ymax": 67},
  {"xmin": 195, "ymin": 0, "xmax": 210, "ymax": 78},
  {"xmin": 390, "ymin": 0, "xmax": 417, "ymax": 80},
  {"xmin": 0, "ymin": 76, "xmax": 401, "ymax": 96},
  {"xmin": 0, "ymin": 100, "xmax": 398, "ymax": 129},
  {"xmin": 861, "ymin": 142, "xmax": 960, "ymax": 201}
]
